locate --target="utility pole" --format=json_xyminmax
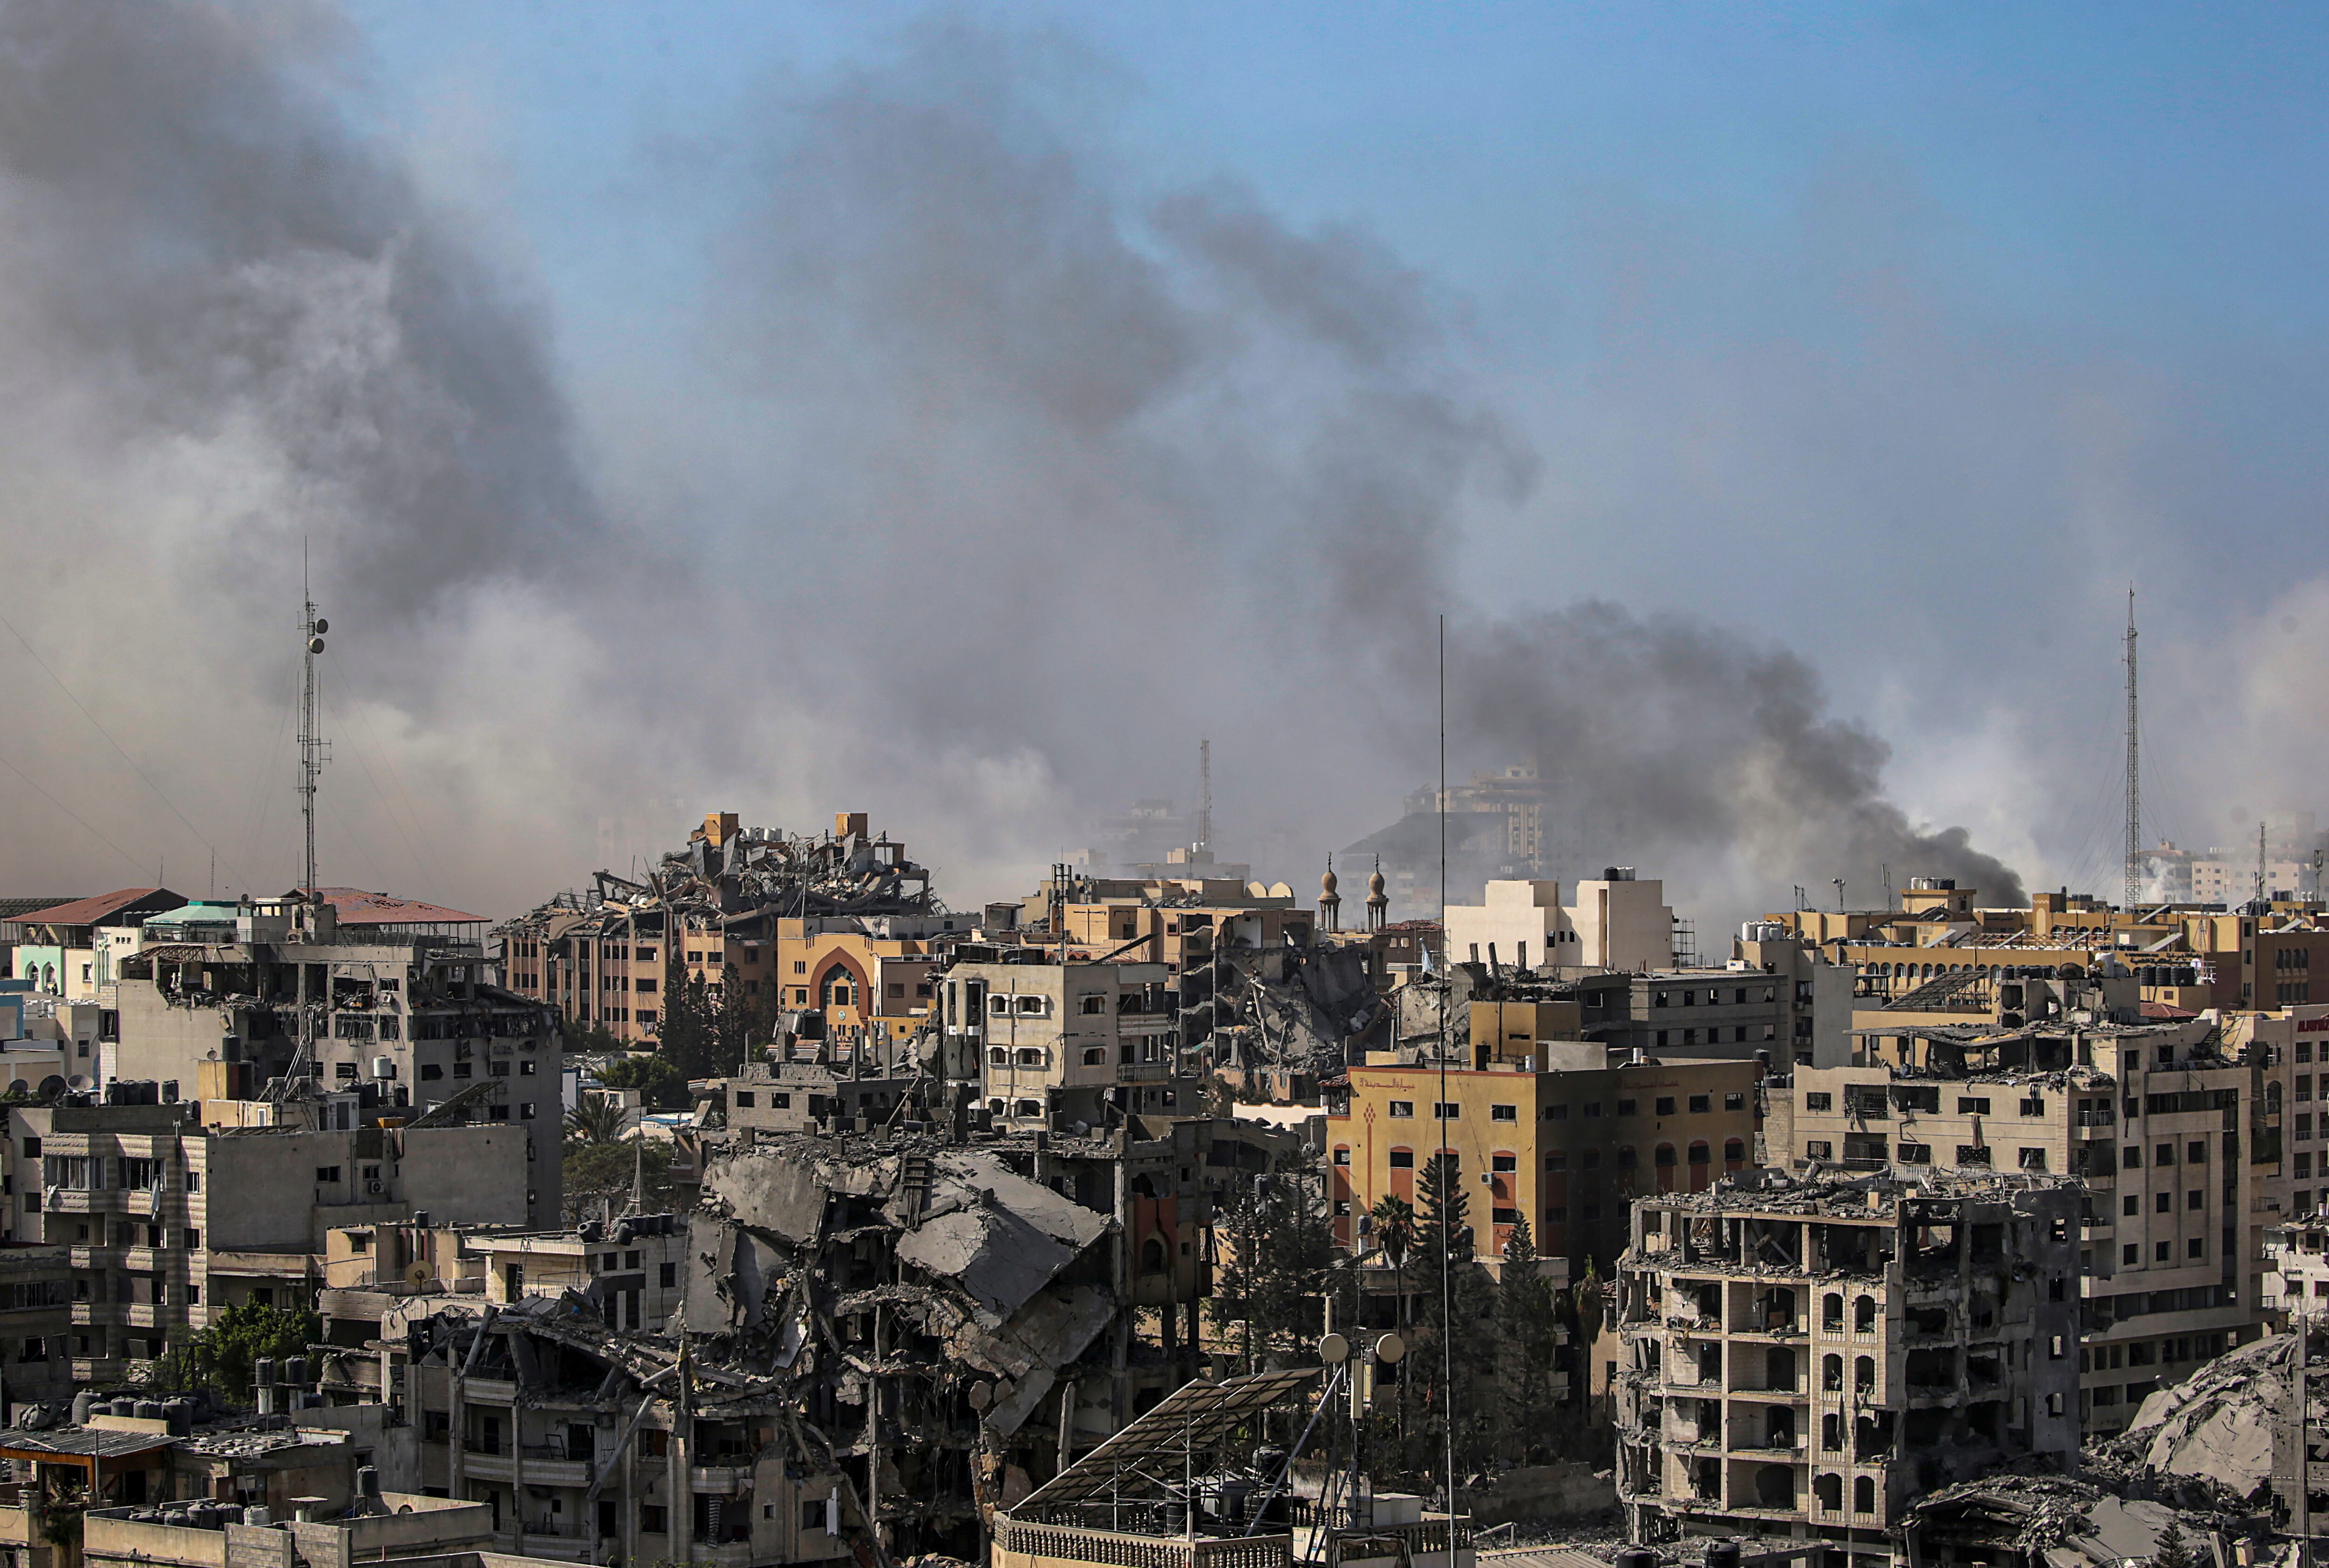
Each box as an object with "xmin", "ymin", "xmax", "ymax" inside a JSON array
[
  {"xmin": 1832, "ymin": 878, "xmax": 1846, "ymax": 914},
  {"xmin": 1198, "ymin": 739, "xmax": 1212, "ymax": 855},
  {"xmin": 276, "ymin": 557, "xmax": 330, "ymax": 1104},
  {"xmin": 2125, "ymin": 588, "xmax": 2142, "ymax": 912}
]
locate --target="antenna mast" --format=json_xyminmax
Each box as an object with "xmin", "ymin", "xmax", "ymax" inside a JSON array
[
  {"xmin": 2124, "ymin": 588, "xmax": 2140, "ymax": 911},
  {"xmin": 1198, "ymin": 738, "xmax": 1212, "ymax": 855},
  {"xmin": 298, "ymin": 550, "xmax": 331, "ymax": 898}
]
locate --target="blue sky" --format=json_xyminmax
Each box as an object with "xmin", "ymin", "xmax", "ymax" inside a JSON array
[
  {"xmin": 0, "ymin": 0, "xmax": 2317, "ymax": 912},
  {"xmin": 319, "ymin": 0, "xmax": 2329, "ymax": 882}
]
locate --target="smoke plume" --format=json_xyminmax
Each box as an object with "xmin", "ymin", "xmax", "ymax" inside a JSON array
[{"xmin": 0, "ymin": 2, "xmax": 2025, "ymax": 927}]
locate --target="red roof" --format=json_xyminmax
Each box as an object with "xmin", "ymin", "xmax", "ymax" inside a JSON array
[
  {"xmin": 312, "ymin": 888, "xmax": 484, "ymax": 927},
  {"xmin": 2140, "ymin": 999, "xmax": 2199, "ymax": 1020},
  {"xmin": 14, "ymin": 888, "xmax": 176, "ymax": 928}
]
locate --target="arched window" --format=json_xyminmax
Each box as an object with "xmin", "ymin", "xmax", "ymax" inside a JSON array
[
  {"xmin": 1853, "ymin": 1476, "xmax": 1876, "ymax": 1514},
  {"xmin": 1140, "ymin": 1238, "xmax": 1166, "ymax": 1274},
  {"xmin": 1655, "ymin": 1144, "xmax": 1676, "ymax": 1168},
  {"xmin": 1723, "ymin": 1138, "xmax": 1746, "ymax": 1164},
  {"xmin": 1854, "ymin": 1355, "xmax": 1875, "ymax": 1394},
  {"xmin": 817, "ymin": 965, "xmax": 856, "ymax": 1010},
  {"xmin": 1814, "ymin": 1473, "xmax": 1842, "ymax": 1510},
  {"xmin": 1822, "ymin": 1293, "xmax": 1843, "ymax": 1330},
  {"xmin": 1821, "ymin": 1414, "xmax": 1841, "ymax": 1452},
  {"xmin": 1853, "ymin": 1295, "xmax": 1876, "ymax": 1332},
  {"xmin": 987, "ymin": 1047, "xmax": 1008, "ymax": 1066},
  {"xmin": 1616, "ymin": 1146, "xmax": 1638, "ymax": 1170},
  {"xmin": 1822, "ymin": 1353, "xmax": 1842, "ymax": 1391},
  {"xmin": 1687, "ymin": 1141, "xmax": 1710, "ymax": 1166},
  {"xmin": 1082, "ymin": 1047, "xmax": 1107, "ymax": 1066}
]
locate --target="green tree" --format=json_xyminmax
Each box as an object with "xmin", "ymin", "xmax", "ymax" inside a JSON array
[
  {"xmin": 562, "ymin": 1137, "xmax": 679, "ymax": 1226},
  {"xmin": 1209, "ymin": 1156, "xmax": 1333, "ymax": 1374},
  {"xmin": 565, "ymin": 1097, "xmax": 628, "ymax": 1143},
  {"xmin": 1495, "ymin": 1218, "xmax": 1560, "ymax": 1461},
  {"xmin": 1413, "ymin": 1152, "xmax": 1496, "ymax": 1485},
  {"xmin": 560, "ymin": 1019, "xmax": 624, "ymax": 1056},
  {"xmin": 148, "ymin": 1303, "xmax": 320, "ymax": 1400},
  {"xmin": 596, "ymin": 1053, "xmax": 689, "ymax": 1109},
  {"xmin": 1369, "ymin": 1195, "xmax": 1418, "ymax": 1324},
  {"xmin": 2152, "ymin": 1523, "xmax": 2194, "ymax": 1568},
  {"xmin": 713, "ymin": 962, "xmax": 773, "ymax": 1076}
]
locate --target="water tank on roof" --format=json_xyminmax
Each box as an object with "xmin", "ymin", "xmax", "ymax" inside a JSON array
[
  {"xmin": 134, "ymin": 1400, "xmax": 162, "ymax": 1421},
  {"xmin": 110, "ymin": 1398, "xmax": 137, "ymax": 1417},
  {"xmin": 284, "ymin": 1357, "xmax": 307, "ymax": 1388},
  {"xmin": 71, "ymin": 1392, "xmax": 94, "ymax": 1425},
  {"xmin": 254, "ymin": 1357, "xmax": 275, "ymax": 1388}
]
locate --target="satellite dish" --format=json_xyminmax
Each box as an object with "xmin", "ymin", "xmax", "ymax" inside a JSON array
[
  {"xmin": 313, "ymin": 618, "xmax": 328, "ymax": 635},
  {"xmin": 405, "ymin": 1262, "xmax": 435, "ymax": 1290},
  {"xmin": 1372, "ymin": 1332, "xmax": 1406, "ymax": 1365},
  {"xmin": 307, "ymin": 637, "xmax": 326, "ymax": 655},
  {"xmin": 967, "ymin": 1382, "xmax": 993, "ymax": 1412},
  {"xmin": 1318, "ymin": 1333, "xmax": 1350, "ymax": 1365}
]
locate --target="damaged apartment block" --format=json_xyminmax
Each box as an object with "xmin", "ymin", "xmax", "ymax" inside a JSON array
[
  {"xmin": 1616, "ymin": 1172, "xmax": 2082, "ymax": 1568},
  {"xmin": 331, "ymin": 1107, "xmax": 1276, "ymax": 1564}
]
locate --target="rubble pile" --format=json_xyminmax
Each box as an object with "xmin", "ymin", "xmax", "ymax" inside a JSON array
[
  {"xmin": 595, "ymin": 820, "xmax": 937, "ymax": 921},
  {"xmin": 2089, "ymin": 1331, "xmax": 2292, "ymax": 1505},
  {"xmin": 1208, "ymin": 944, "xmax": 1390, "ymax": 1082},
  {"xmin": 1908, "ymin": 1474, "xmax": 2241, "ymax": 1568}
]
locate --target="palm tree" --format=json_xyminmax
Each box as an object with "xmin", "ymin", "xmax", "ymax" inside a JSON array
[{"xmin": 565, "ymin": 1097, "xmax": 627, "ymax": 1144}]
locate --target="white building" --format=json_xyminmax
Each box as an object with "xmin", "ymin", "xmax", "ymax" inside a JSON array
[{"xmin": 1443, "ymin": 871, "xmax": 1676, "ymax": 974}]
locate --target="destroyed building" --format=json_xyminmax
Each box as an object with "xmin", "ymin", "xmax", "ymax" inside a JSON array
[
  {"xmin": 1785, "ymin": 1011, "xmax": 2268, "ymax": 1433},
  {"xmin": 296, "ymin": 1101, "xmax": 1302, "ymax": 1565},
  {"xmin": 499, "ymin": 811, "xmax": 960, "ymax": 1049},
  {"xmin": 9, "ymin": 1094, "xmax": 532, "ymax": 1386},
  {"xmin": 102, "ymin": 893, "xmax": 562, "ymax": 1231},
  {"xmin": 1615, "ymin": 1171, "xmax": 2083, "ymax": 1566}
]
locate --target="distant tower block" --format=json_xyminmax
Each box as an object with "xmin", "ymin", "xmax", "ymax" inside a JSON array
[
  {"xmin": 1319, "ymin": 856, "xmax": 1342, "ymax": 933},
  {"xmin": 1366, "ymin": 856, "xmax": 1389, "ymax": 931}
]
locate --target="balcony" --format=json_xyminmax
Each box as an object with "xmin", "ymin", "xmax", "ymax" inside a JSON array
[
  {"xmin": 995, "ymin": 1520, "xmax": 1296, "ymax": 1568},
  {"xmin": 518, "ymin": 1447, "xmax": 592, "ymax": 1488}
]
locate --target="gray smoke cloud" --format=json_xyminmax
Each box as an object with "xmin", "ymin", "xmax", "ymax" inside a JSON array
[{"xmin": 0, "ymin": 2, "xmax": 2024, "ymax": 927}]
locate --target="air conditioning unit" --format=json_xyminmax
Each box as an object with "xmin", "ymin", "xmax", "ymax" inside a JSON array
[{"xmin": 366, "ymin": 1180, "xmax": 383, "ymax": 1196}]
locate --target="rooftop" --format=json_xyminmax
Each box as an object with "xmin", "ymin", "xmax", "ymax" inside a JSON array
[
  {"xmin": 14, "ymin": 888, "xmax": 175, "ymax": 929},
  {"xmin": 311, "ymin": 888, "xmax": 484, "ymax": 928}
]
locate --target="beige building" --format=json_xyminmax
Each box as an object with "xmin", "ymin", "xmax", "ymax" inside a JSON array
[
  {"xmin": 10, "ymin": 1100, "xmax": 528, "ymax": 1386},
  {"xmin": 1614, "ymin": 1173, "xmax": 2082, "ymax": 1564},
  {"xmin": 107, "ymin": 898, "xmax": 562, "ymax": 1231},
  {"xmin": 1326, "ymin": 1047, "xmax": 1761, "ymax": 1271},
  {"xmin": 1443, "ymin": 873, "xmax": 1675, "ymax": 975},
  {"xmin": 947, "ymin": 958, "xmax": 1191, "ymax": 1127},
  {"xmin": 1786, "ymin": 1011, "xmax": 2262, "ymax": 1432}
]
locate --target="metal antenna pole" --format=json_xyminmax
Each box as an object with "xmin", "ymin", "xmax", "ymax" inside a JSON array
[
  {"xmin": 1436, "ymin": 614, "xmax": 1457, "ymax": 1528},
  {"xmin": 2125, "ymin": 587, "xmax": 2141, "ymax": 911},
  {"xmin": 1199, "ymin": 738, "xmax": 1212, "ymax": 855}
]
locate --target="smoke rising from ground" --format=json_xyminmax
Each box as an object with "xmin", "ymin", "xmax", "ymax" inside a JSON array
[{"xmin": 0, "ymin": 3, "xmax": 2028, "ymax": 925}]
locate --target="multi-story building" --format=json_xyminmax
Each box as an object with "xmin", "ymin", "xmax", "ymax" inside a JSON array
[
  {"xmin": 104, "ymin": 897, "xmax": 562, "ymax": 1230},
  {"xmin": 944, "ymin": 957, "xmax": 1189, "ymax": 1126},
  {"xmin": 1442, "ymin": 874, "xmax": 1675, "ymax": 975},
  {"xmin": 1325, "ymin": 1047, "xmax": 1761, "ymax": 1271},
  {"xmin": 499, "ymin": 811, "xmax": 955, "ymax": 1048},
  {"xmin": 8, "ymin": 1098, "xmax": 529, "ymax": 1385},
  {"xmin": 1614, "ymin": 1173, "xmax": 2082, "ymax": 1563},
  {"xmin": 6, "ymin": 889, "xmax": 183, "ymax": 1000},
  {"xmin": 1786, "ymin": 1011, "xmax": 2264, "ymax": 1432}
]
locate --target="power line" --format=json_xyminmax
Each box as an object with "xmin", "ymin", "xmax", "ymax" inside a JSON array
[
  {"xmin": 0, "ymin": 748, "xmax": 146, "ymax": 876},
  {"xmin": 0, "ymin": 606, "xmax": 245, "ymax": 888},
  {"xmin": 324, "ymin": 651, "xmax": 439, "ymax": 896}
]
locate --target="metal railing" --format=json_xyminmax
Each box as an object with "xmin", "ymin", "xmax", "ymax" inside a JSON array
[{"xmin": 995, "ymin": 1520, "xmax": 1294, "ymax": 1568}]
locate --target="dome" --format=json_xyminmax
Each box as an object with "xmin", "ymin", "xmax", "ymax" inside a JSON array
[{"xmin": 1321, "ymin": 861, "xmax": 1340, "ymax": 896}]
